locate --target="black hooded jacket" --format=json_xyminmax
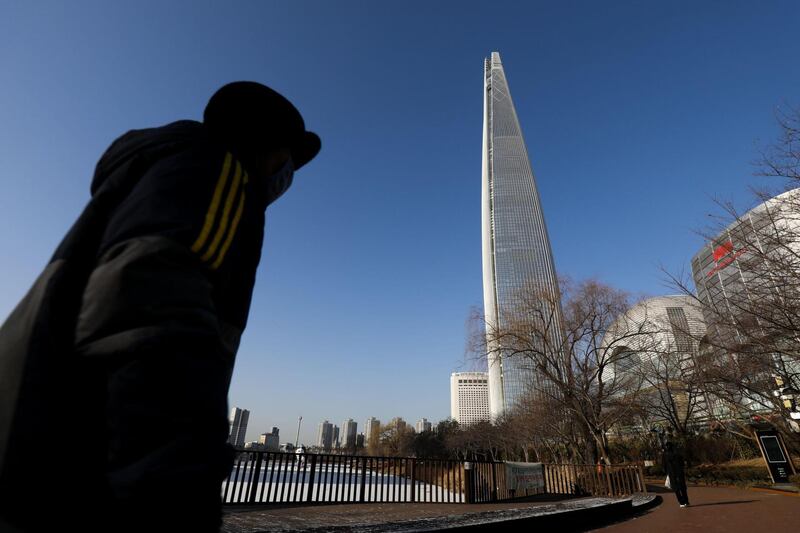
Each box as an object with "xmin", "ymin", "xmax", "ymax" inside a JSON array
[
  {"xmin": 0, "ymin": 120, "xmax": 282, "ymax": 531},
  {"xmin": 662, "ymin": 442, "xmax": 687, "ymax": 483}
]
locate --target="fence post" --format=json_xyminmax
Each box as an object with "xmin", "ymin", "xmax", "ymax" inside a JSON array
[
  {"xmin": 248, "ymin": 452, "xmax": 263, "ymax": 504},
  {"xmin": 603, "ymin": 463, "xmax": 613, "ymax": 497},
  {"xmin": 625, "ymin": 465, "xmax": 634, "ymax": 494},
  {"xmin": 544, "ymin": 465, "xmax": 550, "ymax": 494},
  {"xmin": 463, "ymin": 462, "xmax": 474, "ymax": 504},
  {"xmin": 571, "ymin": 464, "xmax": 578, "ymax": 495},
  {"xmin": 304, "ymin": 454, "xmax": 317, "ymax": 502},
  {"xmin": 638, "ymin": 463, "xmax": 647, "ymax": 493},
  {"xmin": 490, "ymin": 462, "xmax": 498, "ymax": 502},
  {"xmin": 410, "ymin": 460, "xmax": 417, "ymax": 503},
  {"xmin": 359, "ymin": 457, "xmax": 367, "ymax": 503}
]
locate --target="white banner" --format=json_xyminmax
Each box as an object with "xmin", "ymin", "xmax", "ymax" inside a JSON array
[{"xmin": 505, "ymin": 461, "xmax": 545, "ymax": 491}]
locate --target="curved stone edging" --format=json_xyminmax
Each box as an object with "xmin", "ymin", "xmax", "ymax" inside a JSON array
[{"xmin": 273, "ymin": 495, "xmax": 663, "ymax": 532}]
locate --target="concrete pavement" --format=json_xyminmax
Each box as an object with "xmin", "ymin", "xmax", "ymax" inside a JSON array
[{"xmin": 592, "ymin": 484, "xmax": 800, "ymax": 532}]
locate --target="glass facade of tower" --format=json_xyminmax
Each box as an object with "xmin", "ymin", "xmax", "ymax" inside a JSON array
[{"xmin": 481, "ymin": 52, "xmax": 563, "ymax": 418}]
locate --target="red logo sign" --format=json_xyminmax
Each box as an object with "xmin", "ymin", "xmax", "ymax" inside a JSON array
[
  {"xmin": 707, "ymin": 240, "xmax": 745, "ymax": 277},
  {"xmin": 712, "ymin": 241, "xmax": 734, "ymax": 262}
]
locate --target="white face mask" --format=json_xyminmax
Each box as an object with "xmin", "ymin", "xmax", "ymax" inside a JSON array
[{"xmin": 266, "ymin": 156, "xmax": 294, "ymax": 204}]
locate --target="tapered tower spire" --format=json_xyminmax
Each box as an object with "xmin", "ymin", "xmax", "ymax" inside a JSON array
[{"xmin": 481, "ymin": 52, "xmax": 563, "ymax": 418}]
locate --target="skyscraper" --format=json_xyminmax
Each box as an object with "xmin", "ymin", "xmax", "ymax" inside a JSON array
[
  {"xmin": 415, "ymin": 418, "xmax": 432, "ymax": 433},
  {"xmin": 450, "ymin": 372, "xmax": 490, "ymax": 425},
  {"xmin": 258, "ymin": 427, "xmax": 280, "ymax": 452},
  {"xmin": 364, "ymin": 417, "xmax": 380, "ymax": 444},
  {"xmin": 228, "ymin": 407, "xmax": 250, "ymax": 448},
  {"xmin": 481, "ymin": 52, "xmax": 563, "ymax": 418},
  {"xmin": 389, "ymin": 417, "xmax": 407, "ymax": 433},
  {"xmin": 341, "ymin": 418, "xmax": 358, "ymax": 449},
  {"xmin": 317, "ymin": 420, "xmax": 333, "ymax": 451}
]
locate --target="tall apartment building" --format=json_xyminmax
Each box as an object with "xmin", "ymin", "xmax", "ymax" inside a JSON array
[
  {"xmin": 389, "ymin": 417, "xmax": 407, "ymax": 433},
  {"xmin": 481, "ymin": 52, "xmax": 564, "ymax": 418},
  {"xmin": 316, "ymin": 420, "xmax": 333, "ymax": 451},
  {"xmin": 228, "ymin": 407, "xmax": 250, "ymax": 448},
  {"xmin": 341, "ymin": 419, "xmax": 358, "ymax": 449},
  {"xmin": 364, "ymin": 417, "xmax": 380, "ymax": 444},
  {"xmin": 258, "ymin": 427, "xmax": 280, "ymax": 452},
  {"xmin": 450, "ymin": 372, "xmax": 490, "ymax": 425},
  {"xmin": 415, "ymin": 418, "xmax": 432, "ymax": 433}
]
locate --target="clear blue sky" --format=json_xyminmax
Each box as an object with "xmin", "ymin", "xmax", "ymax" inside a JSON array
[{"xmin": 1, "ymin": 1, "xmax": 798, "ymax": 445}]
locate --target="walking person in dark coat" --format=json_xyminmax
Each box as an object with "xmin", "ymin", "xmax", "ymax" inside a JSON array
[
  {"xmin": 663, "ymin": 439, "xmax": 690, "ymax": 507},
  {"xmin": 0, "ymin": 82, "xmax": 320, "ymax": 532}
]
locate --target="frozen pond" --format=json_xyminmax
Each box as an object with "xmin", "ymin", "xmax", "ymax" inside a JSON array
[{"xmin": 222, "ymin": 460, "xmax": 460, "ymax": 503}]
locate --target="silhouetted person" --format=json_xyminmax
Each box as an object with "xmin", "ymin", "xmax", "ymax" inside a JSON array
[
  {"xmin": 0, "ymin": 82, "xmax": 320, "ymax": 532},
  {"xmin": 662, "ymin": 439, "xmax": 690, "ymax": 507}
]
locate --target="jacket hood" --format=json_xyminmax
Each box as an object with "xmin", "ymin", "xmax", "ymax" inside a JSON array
[{"xmin": 91, "ymin": 120, "xmax": 207, "ymax": 196}]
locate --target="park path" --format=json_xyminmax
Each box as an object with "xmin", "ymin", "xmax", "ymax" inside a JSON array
[{"xmin": 593, "ymin": 484, "xmax": 800, "ymax": 532}]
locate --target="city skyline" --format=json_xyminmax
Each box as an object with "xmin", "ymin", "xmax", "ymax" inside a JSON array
[
  {"xmin": 234, "ymin": 412, "xmax": 449, "ymax": 449},
  {"xmin": 1, "ymin": 3, "xmax": 798, "ymax": 446}
]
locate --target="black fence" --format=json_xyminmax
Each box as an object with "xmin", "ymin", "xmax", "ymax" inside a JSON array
[
  {"xmin": 221, "ymin": 451, "xmax": 645, "ymax": 506},
  {"xmin": 222, "ymin": 452, "xmax": 465, "ymax": 504}
]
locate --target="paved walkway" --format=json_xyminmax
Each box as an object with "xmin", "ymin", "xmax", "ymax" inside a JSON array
[
  {"xmin": 222, "ymin": 496, "xmax": 607, "ymax": 532},
  {"xmin": 593, "ymin": 484, "xmax": 800, "ymax": 532},
  {"xmin": 223, "ymin": 502, "xmax": 528, "ymax": 532},
  {"xmin": 222, "ymin": 485, "xmax": 799, "ymax": 532}
]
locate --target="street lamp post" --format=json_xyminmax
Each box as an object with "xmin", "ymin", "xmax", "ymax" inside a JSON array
[{"xmin": 295, "ymin": 416, "xmax": 303, "ymax": 448}]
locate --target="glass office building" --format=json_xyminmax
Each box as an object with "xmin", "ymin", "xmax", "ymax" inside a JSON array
[
  {"xmin": 691, "ymin": 188, "xmax": 800, "ymax": 420},
  {"xmin": 481, "ymin": 52, "xmax": 563, "ymax": 418}
]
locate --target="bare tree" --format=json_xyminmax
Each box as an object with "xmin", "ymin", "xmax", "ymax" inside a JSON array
[
  {"xmin": 373, "ymin": 419, "xmax": 415, "ymax": 457},
  {"xmin": 478, "ymin": 278, "xmax": 654, "ymax": 464},
  {"xmin": 632, "ymin": 312, "xmax": 706, "ymax": 438},
  {"xmin": 512, "ymin": 392, "xmax": 586, "ymax": 463},
  {"xmin": 758, "ymin": 104, "xmax": 800, "ymax": 183}
]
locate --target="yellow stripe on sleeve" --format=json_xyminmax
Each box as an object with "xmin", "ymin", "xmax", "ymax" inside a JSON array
[
  {"xmin": 210, "ymin": 191, "xmax": 246, "ymax": 270},
  {"xmin": 200, "ymin": 160, "xmax": 242, "ymax": 262},
  {"xmin": 191, "ymin": 152, "xmax": 233, "ymax": 253}
]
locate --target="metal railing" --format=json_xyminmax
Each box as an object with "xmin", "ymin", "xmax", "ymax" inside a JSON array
[
  {"xmin": 221, "ymin": 451, "xmax": 646, "ymax": 506},
  {"xmin": 542, "ymin": 464, "xmax": 646, "ymax": 497},
  {"xmin": 468, "ymin": 460, "xmax": 546, "ymax": 502},
  {"xmin": 222, "ymin": 452, "xmax": 464, "ymax": 504}
]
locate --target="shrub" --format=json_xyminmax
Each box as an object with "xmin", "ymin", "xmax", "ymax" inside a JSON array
[
  {"xmin": 685, "ymin": 464, "xmax": 771, "ymax": 487},
  {"xmin": 644, "ymin": 464, "xmax": 665, "ymax": 477},
  {"xmin": 682, "ymin": 433, "xmax": 760, "ymax": 465}
]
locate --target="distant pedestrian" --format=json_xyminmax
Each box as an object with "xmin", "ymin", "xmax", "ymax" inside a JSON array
[
  {"xmin": 0, "ymin": 82, "xmax": 320, "ymax": 532},
  {"xmin": 662, "ymin": 439, "xmax": 690, "ymax": 507}
]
